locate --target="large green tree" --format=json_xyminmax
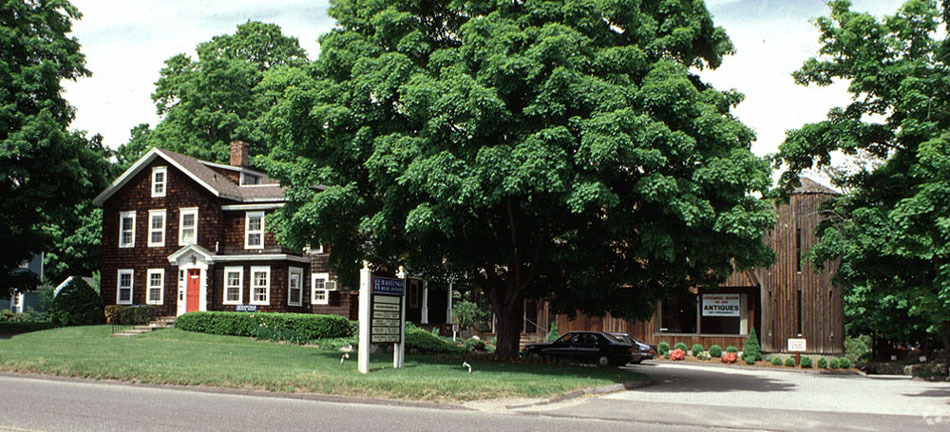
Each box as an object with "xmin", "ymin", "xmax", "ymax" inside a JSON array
[
  {"xmin": 265, "ymin": 0, "xmax": 774, "ymax": 357},
  {"xmin": 776, "ymin": 0, "xmax": 950, "ymax": 365},
  {"xmin": 117, "ymin": 21, "xmax": 309, "ymax": 164},
  {"xmin": 0, "ymin": 0, "xmax": 106, "ymax": 290}
]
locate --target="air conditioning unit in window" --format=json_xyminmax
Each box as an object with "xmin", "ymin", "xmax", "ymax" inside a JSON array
[{"xmin": 325, "ymin": 281, "xmax": 337, "ymax": 291}]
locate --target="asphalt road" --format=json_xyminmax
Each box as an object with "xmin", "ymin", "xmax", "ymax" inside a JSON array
[{"xmin": 518, "ymin": 362, "xmax": 950, "ymax": 431}]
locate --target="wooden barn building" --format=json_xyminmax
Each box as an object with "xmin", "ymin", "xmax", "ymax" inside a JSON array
[{"xmin": 553, "ymin": 178, "xmax": 845, "ymax": 355}]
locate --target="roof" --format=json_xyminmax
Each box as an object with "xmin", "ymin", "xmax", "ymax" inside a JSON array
[
  {"xmin": 54, "ymin": 276, "xmax": 97, "ymax": 296},
  {"xmin": 793, "ymin": 177, "xmax": 838, "ymax": 195},
  {"xmin": 93, "ymin": 147, "xmax": 285, "ymax": 206}
]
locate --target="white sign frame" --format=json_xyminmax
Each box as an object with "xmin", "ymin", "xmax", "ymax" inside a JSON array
[
  {"xmin": 701, "ymin": 293, "xmax": 741, "ymax": 317},
  {"xmin": 787, "ymin": 338, "xmax": 807, "ymax": 352}
]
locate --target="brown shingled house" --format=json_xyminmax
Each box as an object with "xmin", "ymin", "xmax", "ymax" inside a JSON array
[{"xmin": 92, "ymin": 142, "xmax": 355, "ymax": 318}]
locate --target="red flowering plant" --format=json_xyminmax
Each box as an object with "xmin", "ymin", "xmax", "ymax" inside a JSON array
[
  {"xmin": 670, "ymin": 349, "xmax": 686, "ymax": 360},
  {"xmin": 721, "ymin": 352, "xmax": 738, "ymax": 363}
]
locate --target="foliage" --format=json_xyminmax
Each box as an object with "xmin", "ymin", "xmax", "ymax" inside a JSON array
[
  {"xmin": 658, "ymin": 342, "xmax": 670, "ymax": 356},
  {"xmin": 708, "ymin": 345, "xmax": 723, "ymax": 358},
  {"xmin": 721, "ymin": 352, "xmax": 737, "ymax": 363},
  {"xmin": 773, "ymin": 0, "xmax": 950, "ymax": 363},
  {"xmin": 104, "ymin": 305, "xmax": 157, "ymax": 325},
  {"xmin": 0, "ymin": 0, "xmax": 114, "ymax": 291},
  {"xmin": 839, "ymin": 357, "xmax": 852, "ymax": 369},
  {"xmin": 452, "ymin": 299, "xmax": 489, "ymax": 332},
  {"xmin": 828, "ymin": 358, "xmax": 839, "ymax": 369},
  {"xmin": 49, "ymin": 277, "xmax": 103, "ymax": 326},
  {"xmin": 845, "ymin": 334, "xmax": 872, "ymax": 363},
  {"xmin": 264, "ymin": 0, "xmax": 776, "ymax": 359},
  {"xmin": 175, "ymin": 312, "xmax": 350, "ymax": 341},
  {"xmin": 348, "ymin": 320, "xmax": 360, "ymax": 337},
  {"xmin": 785, "ymin": 357, "xmax": 797, "ymax": 367},
  {"xmin": 800, "ymin": 356, "xmax": 813, "ymax": 368},
  {"xmin": 696, "ymin": 351, "xmax": 711, "ymax": 361},
  {"xmin": 674, "ymin": 342, "xmax": 689, "ymax": 352},
  {"xmin": 404, "ymin": 323, "xmax": 466, "ymax": 355},
  {"xmin": 690, "ymin": 343, "xmax": 704, "ymax": 357},
  {"xmin": 771, "ymin": 356, "xmax": 783, "ymax": 366},
  {"xmin": 743, "ymin": 354, "xmax": 756, "ymax": 365},
  {"xmin": 726, "ymin": 345, "xmax": 738, "ymax": 354},
  {"xmin": 0, "ymin": 321, "xmax": 55, "ymax": 333},
  {"xmin": 817, "ymin": 357, "xmax": 828, "ymax": 368},
  {"xmin": 547, "ymin": 320, "xmax": 560, "ymax": 342},
  {"xmin": 116, "ymin": 21, "xmax": 309, "ymax": 165},
  {"xmin": 464, "ymin": 336, "xmax": 487, "ymax": 352},
  {"xmin": 252, "ymin": 324, "xmax": 309, "ymax": 345},
  {"xmin": 0, "ymin": 309, "xmax": 48, "ymax": 323},
  {"xmin": 743, "ymin": 328, "xmax": 762, "ymax": 361},
  {"xmin": 670, "ymin": 349, "xmax": 686, "ymax": 361}
]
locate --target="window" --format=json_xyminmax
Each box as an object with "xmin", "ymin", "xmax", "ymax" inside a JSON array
[
  {"xmin": 223, "ymin": 266, "xmax": 243, "ymax": 305},
  {"xmin": 288, "ymin": 267, "xmax": 303, "ymax": 306},
  {"xmin": 148, "ymin": 209, "xmax": 166, "ymax": 247},
  {"xmin": 179, "ymin": 207, "xmax": 198, "ymax": 246},
  {"xmin": 152, "ymin": 166, "xmax": 167, "ymax": 197},
  {"xmin": 796, "ymin": 227, "xmax": 803, "ymax": 273},
  {"xmin": 250, "ymin": 266, "xmax": 270, "ymax": 305},
  {"xmin": 311, "ymin": 273, "xmax": 330, "ymax": 305},
  {"xmin": 245, "ymin": 211, "xmax": 264, "ymax": 249},
  {"xmin": 409, "ymin": 279, "xmax": 420, "ymax": 308},
  {"xmin": 117, "ymin": 269, "xmax": 134, "ymax": 305},
  {"xmin": 699, "ymin": 293, "xmax": 747, "ymax": 335},
  {"xmin": 658, "ymin": 296, "xmax": 697, "ymax": 334},
  {"xmin": 147, "ymin": 269, "xmax": 164, "ymax": 305},
  {"xmin": 119, "ymin": 211, "xmax": 136, "ymax": 248}
]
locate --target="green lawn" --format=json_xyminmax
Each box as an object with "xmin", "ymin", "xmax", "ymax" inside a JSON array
[{"xmin": 0, "ymin": 326, "xmax": 644, "ymax": 402}]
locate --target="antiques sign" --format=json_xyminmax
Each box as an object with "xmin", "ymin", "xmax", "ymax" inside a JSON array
[{"xmin": 701, "ymin": 294, "xmax": 741, "ymax": 317}]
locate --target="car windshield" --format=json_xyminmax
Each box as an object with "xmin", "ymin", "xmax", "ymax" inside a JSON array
[
  {"xmin": 553, "ymin": 333, "xmax": 576, "ymax": 344},
  {"xmin": 602, "ymin": 333, "xmax": 625, "ymax": 344}
]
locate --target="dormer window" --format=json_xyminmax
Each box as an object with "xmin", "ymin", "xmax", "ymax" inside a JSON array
[
  {"xmin": 245, "ymin": 211, "xmax": 264, "ymax": 249},
  {"xmin": 152, "ymin": 166, "xmax": 167, "ymax": 197},
  {"xmin": 240, "ymin": 172, "xmax": 260, "ymax": 185}
]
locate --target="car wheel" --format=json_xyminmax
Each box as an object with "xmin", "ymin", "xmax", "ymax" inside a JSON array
[{"xmin": 598, "ymin": 356, "xmax": 611, "ymax": 367}]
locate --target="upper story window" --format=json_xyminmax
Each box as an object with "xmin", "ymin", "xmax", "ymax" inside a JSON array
[
  {"xmin": 245, "ymin": 211, "xmax": 264, "ymax": 249},
  {"xmin": 179, "ymin": 207, "xmax": 198, "ymax": 246},
  {"xmin": 151, "ymin": 166, "xmax": 167, "ymax": 198},
  {"xmin": 119, "ymin": 211, "xmax": 135, "ymax": 248},
  {"xmin": 148, "ymin": 209, "xmax": 166, "ymax": 247},
  {"xmin": 240, "ymin": 172, "xmax": 260, "ymax": 185}
]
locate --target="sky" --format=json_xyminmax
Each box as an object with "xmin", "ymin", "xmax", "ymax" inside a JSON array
[{"xmin": 60, "ymin": 0, "xmax": 907, "ymax": 159}]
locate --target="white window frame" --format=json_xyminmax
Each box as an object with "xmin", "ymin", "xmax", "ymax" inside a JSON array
[
  {"xmin": 245, "ymin": 211, "xmax": 264, "ymax": 249},
  {"xmin": 151, "ymin": 166, "xmax": 167, "ymax": 198},
  {"xmin": 178, "ymin": 207, "xmax": 198, "ymax": 246},
  {"xmin": 250, "ymin": 266, "xmax": 270, "ymax": 305},
  {"xmin": 146, "ymin": 268, "xmax": 164, "ymax": 305},
  {"xmin": 288, "ymin": 267, "xmax": 303, "ymax": 306},
  {"xmin": 119, "ymin": 211, "xmax": 136, "ymax": 248},
  {"xmin": 148, "ymin": 209, "xmax": 166, "ymax": 247},
  {"xmin": 311, "ymin": 272, "xmax": 330, "ymax": 305},
  {"xmin": 117, "ymin": 269, "xmax": 134, "ymax": 305},
  {"xmin": 223, "ymin": 266, "xmax": 243, "ymax": 305}
]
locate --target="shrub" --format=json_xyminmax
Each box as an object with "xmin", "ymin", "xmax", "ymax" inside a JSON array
[
  {"xmin": 743, "ymin": 354, "xmax": 756, "ymax": 365},
  {"xmin": 708, "ymin": 345, "xmax": 723, "ymax": 358},
  {"xmin": 547, "ymin": 320, "xmax": 559, "ymax": 342},
  {"xmin": 690, "ymin": 343, "xmax": 704, "ymax": 357},
  {"xmin": 348, "ymin": 320, "xmax": 359, "ymax": 337},
  {"xmin": 175, "ymin": 312, "xmax": 350, "ymax": 341},
  {"xmin": 771, "ymin": 357, "xmax": 783, "ymax": 366},
  {"xmin": 404, "ymin": 323, "xmax": 465, "ymax": 354},
  {"xmin": 726, "ymin": 345, "xmax": 738, "ymax": 353},
  {"xmin": 839, "ymin": 357, "xmax": 852, "ymax": 369},
  {"xmin": 658, "ymin": 341, "xmax": 670, "ymax": 355},
  {"xmin": 743, "ymin": 328, "xmax": 762, "ymax": 361},
  {"xmin": 670, "ymin": 349, "xmax": 686, "ymax": 360},
  {"xmin": 828, "ymin": 358, "xmax": 840, "ymax": 369},
  {"xmin": 845, "ymin": 334, "xmax": 871, "ymax": 363},
  {"xmin": 817, "ymin": 357, "xmax": 828, "ymax": 368},
  {"xmin": 800, "ymin": 356, "xmax": 813, "ymax": 368},
  {"xmin": 49, "ymin": 278, "xmax": 103, "ymax": 326},
  {"xmin": 253, "ymin": 325, "xmax": 308, "ymax": 344},
  {"xmin": 696, "ymin": 351, "xmax": 711, "ymax": 361},
  {"xmin": 673, "ymin": 342, "xmax": 688, "ymax": 352},
  {"xmin": 104, "ymin": 305, "xmax": 157, "ymax": 325},
  {"xmin": 721, "ymin": 352, "xmax": 737, "ymax": 363},
  {"xmin": 464, "ymin": 336, "xmax": 486, "ymax": 351},
  {"xmin": 785, "ymin": 357, "xmax": 796, "ymax": 367}
]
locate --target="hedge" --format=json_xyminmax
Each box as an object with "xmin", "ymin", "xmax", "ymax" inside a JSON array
[
  {"xmin": 405, "ymin": 323, "xmax": 466, "ymax": 354},
  {"xmin": 50, "ymin": 277, "xmax": 103, "ymax": 326},
  {"xmin": 175, "ymin": 312, "xmax": 350, "ymax": 341}
]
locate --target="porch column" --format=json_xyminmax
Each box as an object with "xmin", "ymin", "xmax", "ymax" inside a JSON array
[
  {"xmin": 421, "ymin": 280, "xmax": 429, "ymax": 324},
  {"xmin": 446, "ymin": 281, "xmax": 453, "ymax": 324}
]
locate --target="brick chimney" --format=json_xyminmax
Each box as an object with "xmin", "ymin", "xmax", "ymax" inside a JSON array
[{"xmin": 230, "ymin": 141, "xmax": 249, "ymax": 167}]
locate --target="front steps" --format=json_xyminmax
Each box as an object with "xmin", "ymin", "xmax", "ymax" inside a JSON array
[{"xmin": 111, "ymin": 316, "xmax": 176, "ymax": 338}]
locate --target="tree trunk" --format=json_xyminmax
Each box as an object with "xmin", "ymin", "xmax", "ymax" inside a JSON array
[
  {"xmin": 941, "ymin": 320, "xmax": 950, "ymax": 375},
  {"xmin": 491, "ymin": 289, "xmax": 524, "ymax": 359}
]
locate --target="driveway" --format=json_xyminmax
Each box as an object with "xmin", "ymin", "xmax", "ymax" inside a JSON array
[{"xmin": 516, "ymin": 362, "xmax": 950, "ymax": 431}]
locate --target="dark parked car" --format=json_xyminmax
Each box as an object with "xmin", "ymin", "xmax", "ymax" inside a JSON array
[
  {"xmin": 609, "ymin": 332, "xmax": 657, "ymax": 364},
  {"xmin": 522, "ymin": 331, "xmax": 636, "ymax": 367}
]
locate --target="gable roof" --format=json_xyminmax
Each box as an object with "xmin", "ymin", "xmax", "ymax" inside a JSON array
[
  {"xmin": 92, "ymin": 147, "xmax": 285, "ymax": 206},
  {"xmin": 793, "ymin": 177, "xmax": 838, "ymax": 195}
]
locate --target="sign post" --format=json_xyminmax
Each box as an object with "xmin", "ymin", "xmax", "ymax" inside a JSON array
[
  {"xmin": 357, "ymin": 262, "xmax": 407, "ymax": 374},
  {"xmin": 787, "ymin": 338, "xmax": 807, "ymax": 366},
  {"xmin": 358, "ymin": 262, "xmax": 372, "ymax": 374}
]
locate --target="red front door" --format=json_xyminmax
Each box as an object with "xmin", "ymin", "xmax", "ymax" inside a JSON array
[{"xmin": 187, "ymin": 269, "xmax": 200, "ymax": 313}]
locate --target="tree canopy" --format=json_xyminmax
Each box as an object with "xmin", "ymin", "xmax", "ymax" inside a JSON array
[
  {"xmin": 775, "ymin": 0, "xmax": 950, "ymax": 358},
  {"xmin": 265, "ymin": 0, "xmax": 774, "ymax": 357},
  {"xmin": 117, "ymin": 21, "xmax": 309, "ymax": 165},
  {"xmin": 0, "ymin": 0, "xmax": 110, "ymax": 290}
]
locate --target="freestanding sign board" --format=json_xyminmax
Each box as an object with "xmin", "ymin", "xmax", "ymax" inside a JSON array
[
  {"xmin": 787, "ymin": 338, "xmax": 807, "ymax": 352},
  {"xmin": 358, "ymin": 263, "xmax": 406, "ymax": 374}
]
